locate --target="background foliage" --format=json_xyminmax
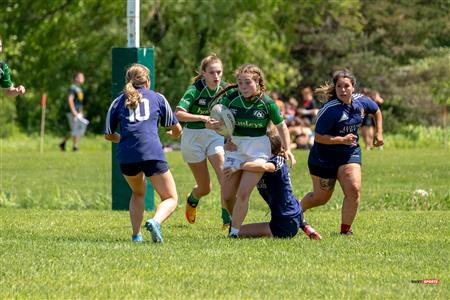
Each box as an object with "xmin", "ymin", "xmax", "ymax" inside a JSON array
[{"xmin": 0, "ymin": 0, "xmax": 449, "ymax": 136}]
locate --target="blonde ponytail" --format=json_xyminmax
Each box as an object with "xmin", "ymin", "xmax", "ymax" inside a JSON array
[
  {"xmin": 124, "ymin": 82, "xmax": 142, "ymax": 110},
  {"xmin": 124, "ymin": 64, "xmax": 150, "ymax": 109}
]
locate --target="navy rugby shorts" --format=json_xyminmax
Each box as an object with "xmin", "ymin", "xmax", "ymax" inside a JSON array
[
  {"xmin": 269, "ymin": 211, "xmax": 305, "ymax": 238},
  {"xmin": 308, "ymin": 147, "xmax": 361, "ymax": 179},
  {"xmin": 120, "ymin": 160, "xmax": 169, "ymax": 177}
]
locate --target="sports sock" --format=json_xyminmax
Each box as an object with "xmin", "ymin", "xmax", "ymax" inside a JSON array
[
  {"xmin": 187, "ymin": 192, "xmax": 199, "ymax": 207},
  {"xmin": 229, "ymin": 227, "xmax": 239, "ymax": 236},
  {"xmin": 221, "ymin": 208, "xmax": 231, "ymax": 224},
  {"xmin": 341, "ymin": 224, "xmax": 351, "ymax": 234}
]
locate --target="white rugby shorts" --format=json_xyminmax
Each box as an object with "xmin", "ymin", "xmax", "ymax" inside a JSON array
[
  {"xmin": 181, "ymin": 128, "xmax": 225, "ymax": 163},
  {"xmin": 224, "ymin": 135, "xmax": 271, "ymax": 169}
]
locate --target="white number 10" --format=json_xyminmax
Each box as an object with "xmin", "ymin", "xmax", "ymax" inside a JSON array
[{"xmin": 128, "ymin": 98, "xmax": 150, "ymax": 122}]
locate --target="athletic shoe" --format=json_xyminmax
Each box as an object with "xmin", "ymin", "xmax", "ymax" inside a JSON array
[
  {"xmin": 145, "ymin": 218, "xmax": 163, "ymax": 243},
  {"xmin": 132, "ymin": 234, "xmax": 143, "ymax": 242},
  {"xmin": 185, "ymin": 195, "xmax": 197, "ymax": 224},
  {"xmin": 303, "ymin": 224, "xmax": 322, "ymax": 240},
  {"xmin": 340, "ymin": 230, "xmax": 353, "ymax": 236},
  {"xmin": 72, "ymin": 146, "xmax": 79, "ymax": 152},
  {"xmin": 222, "ymin": 223, "xmax": 231, "ymax": 231},
  {"xmin": 59, "ymin": 142, "xmax": 66, "ymax": 152},
  {"xmin": 228, "ymin": 233, "xmax": 238, "ymax": 239}
]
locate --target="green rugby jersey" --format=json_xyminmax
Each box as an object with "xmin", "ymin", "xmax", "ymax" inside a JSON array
[
  {"xmin": 220, "ymin": 90, "xmax": 284, "ymax": 137},
  {"xmin": 177, "ymin": 79, "xmax": 227, "ymax": 129},
  {"xmin": 0, "ymin": 62, "xmax": 13, "ymax": 88}
]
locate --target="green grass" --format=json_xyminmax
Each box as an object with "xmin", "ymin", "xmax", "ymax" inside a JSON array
[
  {"xmin": 0, "ymin": 135, "xmax": 449, "ymax": 298},
  {"xmin": 0, "ymin": 135, "xmax": 448, "ymax": 210},
  {"xmin": 1, "ymin": 209, "xmax": 448, "ymax": 299}
]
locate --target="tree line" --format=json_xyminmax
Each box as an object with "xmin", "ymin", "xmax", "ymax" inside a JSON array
[{"xmin": 1, "ymin": 0, "xmax": 448, "ymax": 137}]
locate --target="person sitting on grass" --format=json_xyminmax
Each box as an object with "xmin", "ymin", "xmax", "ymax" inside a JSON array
[{"xmin": 224, "ymin": 132, "xmax": 321, "ymax": 239}]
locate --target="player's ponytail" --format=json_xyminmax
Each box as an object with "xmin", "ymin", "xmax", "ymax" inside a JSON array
[
  {"xmin": 124, "ymin": 64, "xmax": 150, "ymax": 110},
  {"xmin": 208, "ymin": 83, "xmax": 238, "ymax": 111},
  {"xmin": 315, "ymin": 69, "xmax": 356, "ymax": 103},
  {"xmin": 267, "ymin": 132, "xmax": 285, "ymax": 157}
]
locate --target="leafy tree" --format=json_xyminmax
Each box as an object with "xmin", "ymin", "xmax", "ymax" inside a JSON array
[{"xmin": 0, "ymin": 0, "xmax": 448, "ymax": 136}]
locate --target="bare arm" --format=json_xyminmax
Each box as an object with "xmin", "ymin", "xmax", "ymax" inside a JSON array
[
  {"xmin": 175, "ymin": 107, "xmax": 208, "ymax": 123},
  {"xmin": 175, "ymin": 107, "xmax": 222, "ymax": 130},
  {"xmin": 3, "ymin": 85, "xmax": 26, "ymax": 97},
  {"xmin": 240, "ymin": 161, "xmax": 276, "ymax": 173},
  {"xmin": 373, "ymin": 109, "xmax": 384, "ymax": 147},
  {"xmin": 314, "ymin": 132, "xmax": 357, "ymax": 146},
  {"xmin": 68, "ymin": 94, "xmax": 78, "ymax": 116},
  {"xmin": 276, "ymin": 122, "xmax": 296, "ymax": 167},
  {"xmin": 104, "ymin": 133, "xmax": 120, "ymax": 143}
]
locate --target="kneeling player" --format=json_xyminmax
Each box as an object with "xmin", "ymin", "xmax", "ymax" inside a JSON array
[{"xmin": 224, "ymin": 133, "xmax": 321, "ymax": 239}]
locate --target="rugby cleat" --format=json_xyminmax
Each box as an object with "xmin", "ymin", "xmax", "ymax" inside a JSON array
[
  {"xmin": 132, "ymin": 234, "xmax": 143, "ymax": 242},
  {"xmin": 303, "ymin": 224, "xmax": 322, "ymax": 240},
  {"xmin": 185, "ymin": 195, "xmax": 197, "ymax": 224},
  {"xmin": 340, "ymin": 230, "xmax": 353, "ymax": 236},
  {"xmin": 228, "ymin": 233, "xmax": 238, "ymax": 239},
  {"xmin": 222, "ymin": 223, "xmax": 231, "ymax": 231},
  {"xmin": 145, "ymin": 219, "xmax": 163, "ymax": 243}
]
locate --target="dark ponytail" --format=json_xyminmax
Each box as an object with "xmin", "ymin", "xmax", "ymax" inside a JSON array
[{"xmin": 208, "ymin": 83, "xmax": 238, "ymax": 111}]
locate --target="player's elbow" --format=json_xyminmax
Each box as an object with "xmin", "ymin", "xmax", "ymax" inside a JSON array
[{"xmin": 263, "ymin": 165, "xmax": 276, "ymax": 173}]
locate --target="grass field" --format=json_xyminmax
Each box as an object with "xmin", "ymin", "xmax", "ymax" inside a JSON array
[{"xmin": 0, "ymin": 136, "xmax": 449, "ymax": 299}]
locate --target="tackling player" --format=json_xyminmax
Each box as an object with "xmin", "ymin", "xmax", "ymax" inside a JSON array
[{"xmin": 224, "ymin": 133, "xmax": 321, "ymax": 239}]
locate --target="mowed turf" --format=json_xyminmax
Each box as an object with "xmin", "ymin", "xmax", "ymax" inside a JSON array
[
  {"xmin": 0, "ymin": 209, "xmax": 448, "ymax": 299},
  {"xmin": 0, "ymin": 136, "xmax": 449, "ymax": 298}
]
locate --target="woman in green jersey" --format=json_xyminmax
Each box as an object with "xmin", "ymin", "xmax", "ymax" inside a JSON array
[
  {"xmin": 214, "ymin": 64, "xmax": 296, "ymax": 238},
  {"xmin": 175, "ymin": 54, "xmax": 231, "ymax": 228}
]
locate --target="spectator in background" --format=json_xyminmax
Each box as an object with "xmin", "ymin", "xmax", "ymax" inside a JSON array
[
  {"xmin": 285, "ymin": 96, "xmax": 299, "ymax": 127},
  {"xmin": 287, "ymin": 87, "xmax": 321, "ymax": 150},
  {"xmin": 298, "ymin": 86, "xmax": 321, "ymax": 126},
  {"xmin": 360, "ymin": 88, "xmax": 384, "ymax": 150},
  {"xmin": 0, "ymin": 37, "xmax": 26, "ymax": 97},
  {"xmin": 60, "ymin": 72, "xmax": 88, "ymax": 152},
  {"xmin": 271, "ymin": 91, "xmax": 286, "ymax": 117}
]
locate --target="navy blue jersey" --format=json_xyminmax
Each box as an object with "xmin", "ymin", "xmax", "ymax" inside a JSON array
[
  {"xmin": 310, "ymin": 93, "xmax": 378, "ymax": 163},
  {"xmin": 256, "ymin": 156, "xmax": 301, "ymax": 219},
  {"xmin": 105, "ymin": 88, "xmax": 178, "ymax": 164}
]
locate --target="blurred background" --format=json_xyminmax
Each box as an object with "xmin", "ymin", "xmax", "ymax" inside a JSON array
[{"xmin": 0, "ymin": 0, "xmax": 448, "ymax": 138}]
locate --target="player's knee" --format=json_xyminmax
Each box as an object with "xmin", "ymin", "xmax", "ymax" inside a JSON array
[
  {"xmin": 315, "ymin": 193, "xmax": 332, "ymax": 206},
  {"xmin": 131, "ymin": 190, "xmax": 146, "ymax": 198},
  {"xmin": 236, "ymin": 190, "xmax": 251, "ymax": 202}
]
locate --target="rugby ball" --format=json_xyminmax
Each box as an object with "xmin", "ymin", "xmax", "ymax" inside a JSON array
[{"xmin": 210, "ymin": 104, "xmax": 235, "ymax": 136}]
